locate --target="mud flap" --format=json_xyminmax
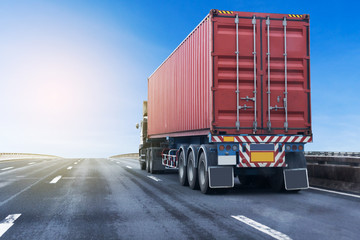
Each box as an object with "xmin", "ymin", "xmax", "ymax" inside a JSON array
[
  {"xmin": 208, "ymin": 166, "xmax": 234, "ymax": 188},
  {"xmin": 284, "ymin": 168, "xmax": 309, "ymax": 190}
]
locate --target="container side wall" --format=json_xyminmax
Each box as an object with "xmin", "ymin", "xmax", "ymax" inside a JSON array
[{"xmin": 148, "ymin": 17, "xmax": 211, "ymax": 138}]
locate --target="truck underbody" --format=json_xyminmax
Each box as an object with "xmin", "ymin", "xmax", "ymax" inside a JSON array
[{"xmin": 139, "ymin": 135, "xmax": 310, "ymax": 194}]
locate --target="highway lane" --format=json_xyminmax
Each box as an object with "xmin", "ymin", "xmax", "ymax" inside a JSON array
[
  {"xmin": 0, "ymin": 159, "xmax": 53, "ymax": 172},
  {"xmin": 0, "ymin": 157, "xmax": 359, "ymax": 240}
]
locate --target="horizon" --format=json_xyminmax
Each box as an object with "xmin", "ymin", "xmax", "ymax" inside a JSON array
[{"xmin": 0, "ymin": 0, "xmax": 359, "ymax": 157}]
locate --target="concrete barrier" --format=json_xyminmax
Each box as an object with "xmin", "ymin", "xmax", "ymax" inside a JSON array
[
  {"xmin": 0, "ymin": 153, "xmax": 60, "ymax": 162},
  {"xmin": 306, "ymin": 155, "xmax": 360, "ymax": 194}
]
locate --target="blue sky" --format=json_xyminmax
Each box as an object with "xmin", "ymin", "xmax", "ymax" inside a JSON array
[{"xmin": 0, "ymin": 0, "xmax": 359, "ymax": 157}]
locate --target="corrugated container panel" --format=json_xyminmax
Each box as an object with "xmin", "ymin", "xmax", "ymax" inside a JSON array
[
  {"xmin": 148, "ymin": 10, "xmax": 311, "ymax": 138},
  {"xmin": 213, "ymin": 11, "xmax": 311, "ymax": 136},
  {"xmin": 148, "ymin": 16, "xmax": 211, "ymax": 138}
]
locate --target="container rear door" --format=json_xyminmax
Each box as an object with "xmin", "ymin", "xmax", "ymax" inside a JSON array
[
  {"xmin": 213, "ymin": 15, "xmax": 259, "ymax": 135},
  {"xmin": 263, "ymin": 16, "xmax": 311, "ymax": 135},
  {"xmin": 212, "ymin": 12, "xmax": 311, "ymax": 136}
]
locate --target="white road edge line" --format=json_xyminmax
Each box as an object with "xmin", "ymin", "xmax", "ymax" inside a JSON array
[
  {"xmin": 0, "ymin": 214, "xmax": 21, "ymax": 237},
  {"xmin": 309, "ymin": 187, "xmax": 360, "ymax": 199},
  {"xmin": 28, "ymin": 162, "xmax": 36, "ymax": 165},
  {"xmin": 147, "ymin": 176, "xmax": 162, "ymax": 182},
  {"xmin": 126, "ymin": 166, "xmax": 132, "ymax": 169},
  {"xmin": 231, "ymin": 215, "xmax": 292, "ymax": 240},
  {"xmin": 50, "ymin": 176, "xmax": 62, "ymax": 184},
  {"xmin": 67, "ymin": 166, "xmax": 73, "ymax": 170},
  {"xmin": 1, "ymin": 167, "xmax": 14, "ymax": 171}
]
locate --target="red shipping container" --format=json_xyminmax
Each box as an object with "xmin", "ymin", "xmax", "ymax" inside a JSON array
[{"xmin": 148, "ymin": 10, "xmax": 311, "ymax": 139}]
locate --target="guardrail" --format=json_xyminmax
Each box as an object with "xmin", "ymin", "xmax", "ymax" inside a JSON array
[
  {"xmin": 110, "ymin": 153, "xmax": 138, "ymax": 158},
  {"xmin": 306, "ymin": 151, "xmax": 360, "ymax": 157},
  {"xmin": 0, "ymin": 153, "xmax": 60, "ymax": 161}
]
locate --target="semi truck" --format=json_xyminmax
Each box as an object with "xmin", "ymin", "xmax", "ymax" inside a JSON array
[{"xmin": 137, "ymin": 9, "xmax": 312, "ymax": 194}]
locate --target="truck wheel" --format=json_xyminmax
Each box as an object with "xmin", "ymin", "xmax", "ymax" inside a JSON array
[
  {"xmin": 150, "ymin": 154, "xmax": 154, "ymax": 174},
  {"xmin": 140, "ymin": 161, "xmax": 146, "ymax": 170},
  {"xmin": 269, "ymin": 168, "xmax": 285, "ymax": 192},
  {"xmin": 187, "ymin": 152, "xmax": 199, "ymax": 190},
  {"xmin": 146, "ymin": 150, "xmax": 150, "ymax": 173},
  {"xmin": 198, "ymin": 152, "xmax": 211, "ymax": 194},
  {"xmin": 178, "ymin": 150, "xmax": 188, "ymax": 186}
]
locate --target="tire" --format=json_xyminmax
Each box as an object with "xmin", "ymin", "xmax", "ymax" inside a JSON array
[
  {"xmin": 178, "ymin": 150, "xmax": 188, "ymax": 186},
  {"xmin": 150, "ymin": 153, "xmax": 154, "ymax": 174},
  {"xmin": 140, "ymin": 161, "xmax": 146, "ymax": 170},
  {"xmin": 187, "ymin": 152, "xmax": 199, "ymax": 190},
  {"xmin": 146, "ymin": 150, "xmax": 150, "ymax": 173},
  {"xmin": 198, "ymin": 152, "xmax": 211, "ymax": 194},
  {"xmin": 269, "ymin": 168, "xmax": 285, "ymax": 192}
]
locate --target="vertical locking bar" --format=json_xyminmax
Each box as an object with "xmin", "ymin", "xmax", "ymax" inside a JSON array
[
  {"xmin": 235, "ymin": 14, "xmax": 240, "ymax": 131},
  {"xmin": 283, "ymin": 17, "xmax": 288, "ymax": 132},
  {"xmin": 252, "ymin": 15, "xmax": 257, "ymax": 133},
  {"xmin": 266, "ymin": 16, "xmax": 271, "ymax": 131}
]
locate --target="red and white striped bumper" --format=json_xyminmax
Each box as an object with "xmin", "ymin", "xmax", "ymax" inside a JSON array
[
  {"xmin": 211, "ymin": 135, "xmax": 312, "ymax": 144},
  {"xmin": 211, "ymin": 135, "xmax": 312, "ymax": 168}
]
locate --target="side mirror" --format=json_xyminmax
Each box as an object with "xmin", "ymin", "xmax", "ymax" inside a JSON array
[{"xmin": 135, "ymin": 123, "xmax": 139, "ymax": 129}]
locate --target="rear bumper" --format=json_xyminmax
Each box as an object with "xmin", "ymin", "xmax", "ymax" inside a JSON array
[
  {"xmin": 210, "ymin": 135, "xmax": 312, "ymax": 144},
  {"xmin": 212, "ymin": 135, "xmax": 311, "ymax": 168}
]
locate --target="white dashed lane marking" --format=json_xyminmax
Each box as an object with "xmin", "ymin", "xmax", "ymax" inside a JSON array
[
  {"xmin": 147, "ymin": 176, "xmax": 162, "ymax": 182},
  {"xmin": 231, "ymin": 215, "xmax": 292, "ymax": 240},
  {"xmin": 67, "ymin": 166, "xmax": 73, "ymax": 170},
  {"xmin": 0, "ymin": 214, "xmax": 21, "ymax": 237},
  {"xmin": 50, "ymin": 176, "xmax": 62, "ymax": 184},
  {"xmin": 28, "ymin": 162, "xmax": 36, "ymax": 165},
  {"xmin": 126, "ymin": 166, "xmax": 132, "ymax": 169},
  {"xmin": 1, "ymin": 167, "xmax": 14, "ymax": 171}
]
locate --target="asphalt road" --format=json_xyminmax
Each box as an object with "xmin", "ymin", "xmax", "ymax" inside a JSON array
[{"xmin": 0, "ymin": 157, "xmax": 359, "ymax": 240}]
